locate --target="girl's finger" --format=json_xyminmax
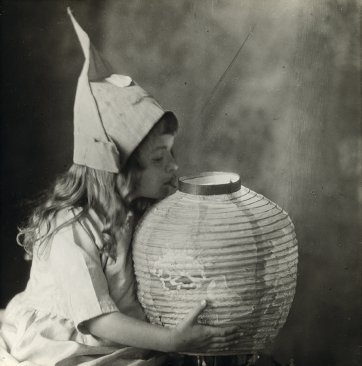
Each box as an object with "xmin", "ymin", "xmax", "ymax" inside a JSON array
[
  {"xmin": 205, "ymin": 325, "xmax": 240, "ymax": 337},
  {"xmin": 210, "ymin": 333, "xmax": 241, "ymax": 343},
  {"xmin": 206, "ymin": 340, "xmax": 241, "ymax": 351},
  {"xmin": 209, "ymin": 337, "xmax": 241, "ymax": 347},
  {"xmin": 180, "ymin": 300, "xmax": 207, "ymax": 326}
]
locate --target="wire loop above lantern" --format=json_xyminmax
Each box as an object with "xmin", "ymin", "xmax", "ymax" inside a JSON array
[{"xmin": 133, "ymin": 172, "xmax": 298, "ymax": 355}]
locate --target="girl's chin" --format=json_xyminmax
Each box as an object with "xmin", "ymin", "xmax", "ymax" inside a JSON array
[
  {"xmin": 138, "ymin": 184, "xmax": 177, "ymax": 201},
  {"xmin": 156, "ymin": 185, "xmax": 177, "ymax": 199},
  {"xmin": 164, "ymin": 183, "xmax": 177, "ymax": 196}
]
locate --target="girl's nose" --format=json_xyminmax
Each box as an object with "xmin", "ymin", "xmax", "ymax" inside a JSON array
[{"xmin": 167, "ymin": 155, "xmax": 178, "ymax": 173}]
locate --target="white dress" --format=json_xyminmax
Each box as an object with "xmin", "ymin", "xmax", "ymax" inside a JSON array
[{"xmin": 0, "ymin": 209, "xmax": 168, "ymax": 366}]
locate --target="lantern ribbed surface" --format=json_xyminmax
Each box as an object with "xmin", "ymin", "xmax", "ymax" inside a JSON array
[{"xmin": 133, "ymin": 172, "xmax": 298, "ymax": 355}]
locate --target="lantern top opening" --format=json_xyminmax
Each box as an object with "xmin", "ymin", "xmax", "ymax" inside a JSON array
[{"xmin": 178, "ymin": 172, "xmax": 241, "ymax": 195}]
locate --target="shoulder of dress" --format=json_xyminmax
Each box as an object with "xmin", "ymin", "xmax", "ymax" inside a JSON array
[
  {"xmin": 51, "ymin": 208, "xmax": 105, "ymax": 253},
  {"xmin": 78, "ymin": 211, "xmax": 105, "ymax": 252}
]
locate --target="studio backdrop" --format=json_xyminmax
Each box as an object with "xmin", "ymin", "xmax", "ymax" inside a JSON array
[{"xmin": 1, "ymin": 1, "xmax": 360, "ymax": 365}]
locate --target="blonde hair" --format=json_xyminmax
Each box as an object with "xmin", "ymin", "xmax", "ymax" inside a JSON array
[
  {"xmin": 17, "ymin": 164, "xmax": 138, "ymax": 259},
  {"xmin": 17, "ymin": 115, "xmax": 178, "ymax": 259}
]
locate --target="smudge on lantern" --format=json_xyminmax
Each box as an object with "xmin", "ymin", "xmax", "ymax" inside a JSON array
[{"xmin": 133, "ymin": 172, "xmax": 298, "ymax": 355}]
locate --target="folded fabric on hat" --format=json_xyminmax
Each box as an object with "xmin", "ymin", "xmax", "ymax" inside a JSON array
[
  {"xmin": 67, "ymin": 8, "xmax": 177, "ymax": 173},
  {"xmin": 90, "ymin": 81, "xmax": 168, "ymax": 166}
]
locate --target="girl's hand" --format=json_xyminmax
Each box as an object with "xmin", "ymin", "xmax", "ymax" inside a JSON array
[{"xmin": 170, "ymin": 300, "xmax": 241, "ymax": 354}]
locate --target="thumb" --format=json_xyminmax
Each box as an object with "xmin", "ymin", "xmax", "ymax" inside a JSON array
[{"xmin": 182, "ymin": 300, "xmax": 207, "ymax": 326}]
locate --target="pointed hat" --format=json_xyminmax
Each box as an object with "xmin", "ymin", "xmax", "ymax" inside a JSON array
[{"xmin": 67, "ymin": 8, "xmax": 177, "ymax": 173}]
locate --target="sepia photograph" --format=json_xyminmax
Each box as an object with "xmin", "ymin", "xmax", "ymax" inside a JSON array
[{"xmin": 0, "ymin": 1, "xmax": 361, "ymax": 365}]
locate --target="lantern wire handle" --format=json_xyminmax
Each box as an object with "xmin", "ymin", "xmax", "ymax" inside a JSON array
[{"xmin": 196, "ymin": 24, "xmax": 256, "ymax": 126}]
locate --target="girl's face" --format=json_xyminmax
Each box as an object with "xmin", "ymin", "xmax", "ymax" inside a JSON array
[{"xmin": 134, "ymin": 133, "xmax": 178, "ymax": 200}]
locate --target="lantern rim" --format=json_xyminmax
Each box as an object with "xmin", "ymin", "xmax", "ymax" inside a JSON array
[{"xmin": 178, "ymin": 171, "xmax": 241, "ymax": 195}]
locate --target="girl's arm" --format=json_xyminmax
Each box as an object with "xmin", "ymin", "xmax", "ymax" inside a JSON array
[{"xmin": 85, "ymin": 300, "xmax": 240, "ymax": 353}]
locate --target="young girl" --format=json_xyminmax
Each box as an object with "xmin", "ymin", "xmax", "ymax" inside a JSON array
[{"xmin": 0, "ymin": 10, "xmax": 239, "ymax": 366}]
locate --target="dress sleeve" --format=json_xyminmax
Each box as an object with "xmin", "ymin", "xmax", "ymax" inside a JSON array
[{"xmin": 49, "ymin": 219, "xmax": 119, "ymax": 333}]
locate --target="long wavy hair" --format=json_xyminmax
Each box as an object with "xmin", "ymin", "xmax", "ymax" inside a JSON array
[{"xmin": 17, "ymin": 116, "xmax": 178, "ymax": 259}]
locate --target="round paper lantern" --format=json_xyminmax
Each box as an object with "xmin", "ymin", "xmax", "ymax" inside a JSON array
[{"xmin": 133, "ymin": 172, "xmax": 298, "ymax": 355}]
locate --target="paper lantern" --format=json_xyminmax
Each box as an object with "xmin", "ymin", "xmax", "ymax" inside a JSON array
[{"xmin": 133, "ymin": 172, "xmax": 298, "ymax": 355}]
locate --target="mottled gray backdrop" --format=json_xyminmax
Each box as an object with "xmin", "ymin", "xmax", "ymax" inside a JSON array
[{"xmin": 1, "ymin": 1, "xmax": 360, "ymax": 365}]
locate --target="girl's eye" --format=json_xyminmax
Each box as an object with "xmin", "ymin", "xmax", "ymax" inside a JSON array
[{"xmin": 152, "ymin": 156, "xmax": 163, "ymax": 163}]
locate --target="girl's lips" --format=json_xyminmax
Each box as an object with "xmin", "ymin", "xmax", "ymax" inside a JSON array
[{"xmin": 164, "ymin": 177, "xmax": 178, "ymax": 188}]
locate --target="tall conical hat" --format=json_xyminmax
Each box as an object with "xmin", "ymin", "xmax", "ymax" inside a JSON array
[{"xmin": 67, "ymin": 8, "xmax": 177, "ymax": 173}]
